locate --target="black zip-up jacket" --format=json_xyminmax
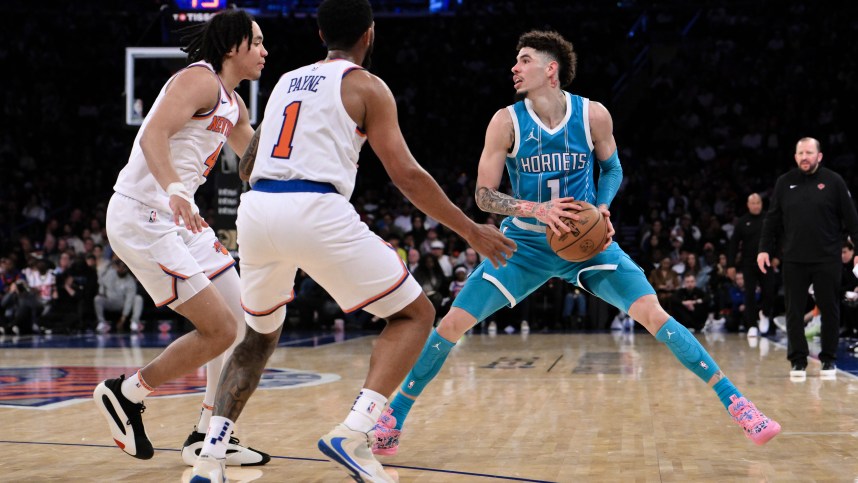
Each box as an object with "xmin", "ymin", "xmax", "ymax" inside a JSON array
[
  {"xmin": 728, "ymin": 212, "xmax": 764, "ymax": 269},
  {"xmin": 760, "ymin": 166, "xmax": 858, "ymax": 263}
]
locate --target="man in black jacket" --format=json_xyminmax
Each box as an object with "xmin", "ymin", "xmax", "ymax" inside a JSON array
[
  {"xmin": 729, "ymin": 193, "xmax": 774, "ymax": 336},
  {"xmin": 758, "ymin": 137, "xmax": 858, "ymax": 380}
]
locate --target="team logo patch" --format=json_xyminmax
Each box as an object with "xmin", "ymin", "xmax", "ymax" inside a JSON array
[
  {"xmin": 149, "ymin": 210, "xmax": 157, "ymax": 223},
  {"xmin": 0, "ymin": 366, "xmax": 339, "ymax": 410},
  {"xmin": 818, "ymin": 183, "xmax": 826, "ymax": 190},
  {"xmin": 213, "ymin": 240, "xmax": 229, "ymax": 255}
]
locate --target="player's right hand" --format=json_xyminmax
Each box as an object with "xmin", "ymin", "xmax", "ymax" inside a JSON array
[
  {"xmin": 169, "ymin": 195, "xmax": 208, "ymax": 234},
  {"xmin": 757, "ymin": 252, "xmax": 770, "ymax": 274},
  {"xmin": 466, "ymin": 222, "xmax": 517, "ymax": 268},
  {"xmin": 533, "ymin": 197, "xmax": 584, "ymax": 237}
]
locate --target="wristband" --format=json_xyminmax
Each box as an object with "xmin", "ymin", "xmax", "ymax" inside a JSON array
[{"xmin": 166, "ymin": 182, "xmax": 200, "ymax": 214}]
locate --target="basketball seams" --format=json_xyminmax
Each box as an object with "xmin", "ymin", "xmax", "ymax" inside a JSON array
[{"xmin": 546, "ymin": 203, "xmax": 608, "ymax": 261}]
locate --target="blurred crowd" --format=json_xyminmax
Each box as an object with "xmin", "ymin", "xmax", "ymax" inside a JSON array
[{"xmin": 1, "ymin": 1, "xmax": 856, "ymax": 337}]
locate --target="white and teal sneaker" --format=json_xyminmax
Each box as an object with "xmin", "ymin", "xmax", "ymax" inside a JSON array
[{"xmin": 318, "ymin": 424, "xmax": 396, "ymax": 482}]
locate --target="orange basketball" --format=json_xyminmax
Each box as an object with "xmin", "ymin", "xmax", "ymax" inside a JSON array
[{"xmin": 546, "ymin": 201, "xmax": 608, "ymax": 262}]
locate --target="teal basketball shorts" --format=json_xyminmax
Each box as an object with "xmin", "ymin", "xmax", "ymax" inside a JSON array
[{"xmin": 453, "ymin": 217, "xmax": 655, "ymax": 322}]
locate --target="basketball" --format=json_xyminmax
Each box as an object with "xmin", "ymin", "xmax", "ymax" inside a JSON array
[{"xmin": 546, "ymin": 201, "xmax": 608, "ymax": 262}]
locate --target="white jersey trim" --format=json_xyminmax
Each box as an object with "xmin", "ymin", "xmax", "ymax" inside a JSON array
[
  {"xmin": 582, "ymin": 97, "xmax": 594, "ymax": 151},
  {"xmin": 524, "ymin": 92, "xmax": 573, "ymax": 136},
  {"xmin": 507, "ymin": 105, "xmax": 521, "ymax": 158}
]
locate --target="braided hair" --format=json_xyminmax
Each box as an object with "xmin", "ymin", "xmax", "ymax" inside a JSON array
[{"xmin": 179, "ymin": 9, "xmax": 254, "ymax": 73}]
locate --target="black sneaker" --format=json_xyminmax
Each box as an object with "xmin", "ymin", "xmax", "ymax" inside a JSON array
[
  {"xmin": 93, "ymin": 375, "xmax": 153, "ymax": 459},
  {"xmin": 820, "ymin": 361, "xmax": 837, "ymax": 379},
  {"xmin": 789, "ymin": 361, "xmax": 807, "ymax": 380},
  {"xmin": 182, "ymin": 429, "xmax": 271, "ymax": 466}
]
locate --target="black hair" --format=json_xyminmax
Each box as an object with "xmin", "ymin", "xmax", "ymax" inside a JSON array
[
  {"xmin": 318, "ymin": 0, "xmax": 373, "ymax": 50},
  {"xmin": 179, "ymin": 9, "xmax": 254, "ymax": 73},
  {"xmin": 516, "ymin": 30, "xmax": 577, "ymax": 87},
  {"xmin": 844, "ymin": 239, "xmax": 854, "ymax": 251}
]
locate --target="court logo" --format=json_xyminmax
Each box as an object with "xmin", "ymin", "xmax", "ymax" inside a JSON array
[{"xmin": 0, "ymin": 366, "xmax": 340, "ymax": 410}]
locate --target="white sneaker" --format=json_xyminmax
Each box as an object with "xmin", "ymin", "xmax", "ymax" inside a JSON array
[
  {"xmin": 520, "ymin": 321, "xmax": 530, "ymax": 334},
  {"xmin": 487, "ymin": 321, "xmax": 497, "ymax": 336},
  {"xmin": 747, "ymin": 327, "xmax": 759, "ymax": 338},
  {"xmin": 318, "ymin": 423, "xmax": 396, "ymax": 482},
  {"xmin": 182, "ymin": 430, "xmax": 270, "ymax": 466},
  {"xmin": 130, "ymin": 321, "xmax": 142, "ymax": 333},
  {"xmin": 96, "ymin": 322, "xmax": 110, "ymax": 334},
  {"xmin": 758, "ymin": 311, "xmax": 770, "ymax": 334},
  {"xmin": 190, "ymin": 454, "xmax": 227, "ymax": 483}
]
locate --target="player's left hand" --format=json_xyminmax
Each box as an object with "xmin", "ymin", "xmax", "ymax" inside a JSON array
[{"xmin": 598, "ymin": 204, "xmax": 614, "ymax": 250}]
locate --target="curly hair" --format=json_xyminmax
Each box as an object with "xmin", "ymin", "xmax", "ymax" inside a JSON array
[
  {"xmin": 516, "ymin": 30, "xmax": 577, "ymax": 87},
  {"xmin": 318, "ymin": 0, "xmax": 374, "ymax": 50},
  {"xmin": 179, "ymin": 9, "xmax": 254, "ymax": 73}
]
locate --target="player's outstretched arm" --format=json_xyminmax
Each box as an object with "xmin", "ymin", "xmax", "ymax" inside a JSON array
[
  {"xmin": 140, "ymin": 67, "xmax": 220, "ymax": 233},
  {"xmin": 474, "ymin": 109, "xmax": 581, "ymax": 237},
  {"xmin": 588, "ymin": 101, "xmax": 618, "ymax": 247},
  {"xmin": 356, "ymin": 72, "xmax": 516, "ymax": 267}
]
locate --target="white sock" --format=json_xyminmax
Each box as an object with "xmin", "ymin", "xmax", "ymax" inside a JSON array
[
  {"xmin": 200, "ymin": 416, "xmax": 233, "ymax": 459},
  {"xmin": 121, "ymin": 371, "xmax": 153, "ymax": 403},
  {"xmin": 343, "ymin": 388, "xmax": 387, "ymax": 433},
  {"xmin": 197, "ymin": 402, "xmax": 214, "ymax": 433}
]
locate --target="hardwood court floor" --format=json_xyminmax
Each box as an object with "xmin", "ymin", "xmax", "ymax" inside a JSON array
[{"xmin": 1, "ymin": 329, "xmax": 857, "ymax": 482}]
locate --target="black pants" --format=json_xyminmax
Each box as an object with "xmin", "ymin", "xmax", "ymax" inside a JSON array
[
  {"xmin": 783, "ymin": 260, "xmax": 841, "ymax": 364},
  {"xmin": 741, "ymin": 264, "xmax": 774, "ymax": 329}
]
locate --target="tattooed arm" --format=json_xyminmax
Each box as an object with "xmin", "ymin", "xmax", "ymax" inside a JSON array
[
  {"xmin": 238, "ymin": 125, "xmax": 262, "ymax": 183},
  {"xmin": 475, "ymin": 109, "xmax": 582, "ymax": 236},
  {"xmin": 214, "ymin": 325, "xmax": 281, "ymax": 421}
]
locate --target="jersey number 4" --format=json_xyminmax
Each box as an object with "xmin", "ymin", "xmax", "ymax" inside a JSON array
[{"xmin": 271, "ymin": 101, "xmax": 302, "ymax": 159}]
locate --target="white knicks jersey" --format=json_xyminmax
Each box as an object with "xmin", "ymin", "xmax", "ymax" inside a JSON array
[
  {"xmin": 251, "ymin": 60, "xmax": 367, "ymax": 199},
  {"xmin": 114, "ymin": 61, "xmax": 239, "ymax": 213}
]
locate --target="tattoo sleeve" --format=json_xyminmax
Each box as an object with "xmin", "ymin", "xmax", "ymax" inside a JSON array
[
  {"xmin": 214, "ymin": 325, "xmax": 281, "ymax": 421},
  {"xmin": 475, "ymin": 186, "xmax": 553, "ymax": 219},
  {"xmin": 238, "ymin": 126, "xmax": 261, "ymax": 182}
]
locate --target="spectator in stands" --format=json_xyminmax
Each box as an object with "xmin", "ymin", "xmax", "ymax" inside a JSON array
[
  {"xmin": 839, "ymin": 240, "xmax": 858, "ymax": 339},
  {"xmin": 94, "ymin": 259, "xmax": 143, "ymax": 333},
  {"xmin": 672, "ymin": 273, "xmax": 710, "ymax": 331},
  {"xmin": 649, "ymin": 257, "xmax": 680, "ymax": 311},
  {"xmin": 429, "ymin": 240, "xmax": 454, "ymax": 278}
]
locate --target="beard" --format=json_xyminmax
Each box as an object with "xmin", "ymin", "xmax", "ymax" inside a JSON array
[{"xmin": 362, "ymin": 39, "xmax": 374, "ymax": 69}]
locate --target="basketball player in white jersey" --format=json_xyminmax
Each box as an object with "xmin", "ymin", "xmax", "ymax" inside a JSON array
[
  {"xmin": 93, "ymin": 9, "xmax": 270, "ymax": 467},
  {"xmin": 189, "ymin": 0, "xmax": 516, "ymax": 481}
]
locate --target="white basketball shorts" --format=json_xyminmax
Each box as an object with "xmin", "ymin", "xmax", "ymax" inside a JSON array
[
  {"xmin": 237, "ymin": 190, "xmax": 422, "ymax": 334},
  {"xmin": 106, "ymin": 193, "xmax": 236, "ymax": 309}
]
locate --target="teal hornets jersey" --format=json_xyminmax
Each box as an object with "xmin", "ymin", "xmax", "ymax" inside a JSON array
[{"xmin": 505, "ymin": 91, "xmax": 595, "ymax": 225}]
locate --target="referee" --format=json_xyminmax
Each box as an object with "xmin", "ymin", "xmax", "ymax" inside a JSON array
[{"xmin": 758, "ymin": 137, "xmax": 858, "ymax": 380}]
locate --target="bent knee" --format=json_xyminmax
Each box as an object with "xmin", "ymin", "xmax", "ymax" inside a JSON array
[{"xmin": 437, "ymin": 308, "xmax": 476, "ymax": 339}]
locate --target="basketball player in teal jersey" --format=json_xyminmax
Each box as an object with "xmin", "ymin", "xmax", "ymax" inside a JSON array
[{"xmin": 373, "ymin": 30, "xmax": 780, "ymax": 454}]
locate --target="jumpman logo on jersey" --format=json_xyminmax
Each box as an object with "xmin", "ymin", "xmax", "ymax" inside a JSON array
[
  {"xmin": 525, "ymin": 128, "xmax": 538, "ymax": 143},
  {"xmin": 431, "ymin": 342, "xmax": 441, "ymax": 351},
  {"xmin": 666, "ymin": 329, "xmax": 675, "ymax": 339}
]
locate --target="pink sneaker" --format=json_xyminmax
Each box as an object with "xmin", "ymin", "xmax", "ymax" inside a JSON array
[
  {"xmin": 372, "ymin": 407, "xmax": 401, "ymax": 456},
  {"xmin": 728, "ymin": 395, "xmax": 781, "ymax": 445}
]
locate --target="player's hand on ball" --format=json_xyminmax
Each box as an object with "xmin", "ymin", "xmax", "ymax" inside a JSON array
[
  {"xmin": 466, "ymin": 222, "xmax": 517, "ymax": 268},
  {"xmin": 169, "ymin": 195, "xmax": 208, "ymax": 234},
  {"xmin": 535, "ymin": 197, "xmax": 583, "ymax": 237}
]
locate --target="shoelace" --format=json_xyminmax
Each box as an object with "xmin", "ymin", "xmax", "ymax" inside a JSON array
[
  {"xmin": 734, "ymin": 401, "xmax": 766, "ymax": 430},
  {"xmin": 127, "ymin": 402, "xmax": 146, "ymax": 425}
]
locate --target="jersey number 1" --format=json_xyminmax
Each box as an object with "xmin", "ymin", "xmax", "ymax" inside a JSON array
[{"xmin": 271, "ymin": 101, "xmax": 302, "ymax": 159}]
